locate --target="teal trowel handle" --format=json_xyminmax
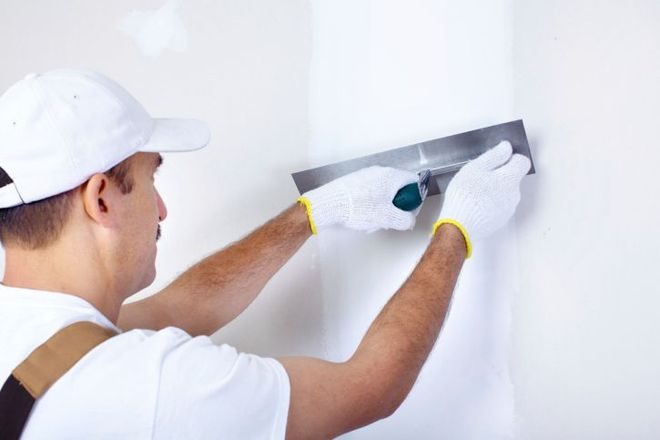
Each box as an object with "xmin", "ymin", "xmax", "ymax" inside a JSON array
[{"xmin": 392, "ymin": 183, "xmax": 423, "ymax": 211}]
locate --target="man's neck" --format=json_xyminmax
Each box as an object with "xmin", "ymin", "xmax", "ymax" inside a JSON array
[{"xmin": 2, "ymin": 243, "xmax": 123, "ymax": 323}]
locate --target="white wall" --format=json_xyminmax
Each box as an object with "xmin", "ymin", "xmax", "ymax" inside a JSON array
[
  {"xmin": 3, "ymin": 1, "xmax": 658, "ymax": 439},
  {"xmin": 512, "ymin": 1, "xmax": 660, "ymax": 438}
]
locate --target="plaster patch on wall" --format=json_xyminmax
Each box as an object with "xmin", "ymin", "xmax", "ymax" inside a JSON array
[
  {"xmin": 118, "ymin": 0, "xmax": 188, "ymax": 58},
  {"xmin": 307, "ymin": 1, "xmax": 516, "ymax": 438}
]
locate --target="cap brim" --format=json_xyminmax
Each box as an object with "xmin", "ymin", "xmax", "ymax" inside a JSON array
[{"xmin": 139, "ymin": 118, "xmax": 210, "ymax": 153}]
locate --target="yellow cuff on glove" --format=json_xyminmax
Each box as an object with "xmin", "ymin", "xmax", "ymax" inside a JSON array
[
  {"xmin": 297, "ymin": 196, "xmax": 318, "ymax": 235},
  {"xmin": 432, "ymin": 218, "xmax": 473, "ymax": 259}
]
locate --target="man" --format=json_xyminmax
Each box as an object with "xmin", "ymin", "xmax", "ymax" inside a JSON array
[{"xmin": 0, "ymin": 68, "xmax": 530, "ymax": 439}]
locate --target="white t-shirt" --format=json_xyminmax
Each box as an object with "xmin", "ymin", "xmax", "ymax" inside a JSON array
[{"xmin": 0, "ymin": 283, "xmax": 290, "ymax": 439}]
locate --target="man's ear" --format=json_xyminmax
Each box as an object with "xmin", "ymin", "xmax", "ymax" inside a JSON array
[{"xmin": 81, "ymin": 173, "xmax": 121, "ymax": 228}]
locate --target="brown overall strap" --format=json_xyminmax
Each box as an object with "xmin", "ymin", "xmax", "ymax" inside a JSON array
[{"xmin": 0, "ymin": 321, "xmax": 117, "ymax": 440}]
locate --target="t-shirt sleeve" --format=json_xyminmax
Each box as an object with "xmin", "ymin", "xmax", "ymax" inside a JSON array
[{"xmin": 150, "ymin": 327, "xmax": 290, "ymax": 440}]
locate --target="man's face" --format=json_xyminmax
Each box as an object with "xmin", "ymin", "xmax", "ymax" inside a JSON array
[{"xmin": 114, "ymin": 152, "xmax": 167, "ymax": 295}]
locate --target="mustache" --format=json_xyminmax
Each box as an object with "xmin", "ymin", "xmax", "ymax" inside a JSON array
[{"xmin": 156, "ymin": 224, "xmax": 162, "ymax": 241}]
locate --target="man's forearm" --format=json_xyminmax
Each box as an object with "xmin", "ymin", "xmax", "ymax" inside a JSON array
[
  {"xmin": 349, "ymin": 224, "xmax": 466, "ymax": 420},
  {"xmin": 118, "ymin": 203, "xmax": 312, "ymax": 335},
  {"xmin": 279, "ymin": 224, "xmax": 467, "ymax": 437}
]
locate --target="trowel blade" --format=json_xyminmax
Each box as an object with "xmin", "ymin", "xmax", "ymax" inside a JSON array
[{"xmin": 291, "ymin": 120, "xmax": 535, "ymax": 196}]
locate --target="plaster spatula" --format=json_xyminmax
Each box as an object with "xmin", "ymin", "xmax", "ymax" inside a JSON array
[{"xmin": 291, "ymin": 120, "xmax": 535, "ymax": 211}]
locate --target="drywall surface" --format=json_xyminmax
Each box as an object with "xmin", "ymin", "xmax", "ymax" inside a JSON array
[
  {"xmin": 512, "ymin": 1, "xmax": 660, "ymax": 438},
  {"xmin": 306, "ymin": 1, "xmax": 518, "ymax": 438},
  {"xmin": 117, "ymin": 0, "xmax": 189, "ymax": 58},
  {"xmin": 4, "ymin": 1, "xmax": 660, "ymax": 438}
]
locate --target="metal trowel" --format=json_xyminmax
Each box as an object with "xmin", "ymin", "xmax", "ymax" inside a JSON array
[{"xmin": 291, "ymin": 120, "xmax": 535, "ymax": 211}]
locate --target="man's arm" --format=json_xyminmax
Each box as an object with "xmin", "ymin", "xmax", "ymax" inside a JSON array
[
  {"xmin": 279, "ymin": 223, "xmax": 466, "ymax": 439},
  {"xmin": 118, "ymin": 165, "xmax": 419, "ymax": 335},
  {"xmin": 117, "ymin": 203, "xmax": 312, "ymax": 335},
  {"xmin": 279, "ymin": 142, "xmax": 531, "ymax": 439}
]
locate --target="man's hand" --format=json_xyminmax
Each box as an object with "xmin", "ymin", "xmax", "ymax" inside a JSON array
[
  {"xmin": 434, "ymin": 141, "xmax": 531, "ymax": 257},
  {"xmin": 299, "ymin": 166, "xmax": 420, "ymax": 233}
]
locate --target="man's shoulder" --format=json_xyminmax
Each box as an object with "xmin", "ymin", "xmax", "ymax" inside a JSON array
[{"xmin": 85, "ymin": 326, "xmax": 240, "ymax": 369}]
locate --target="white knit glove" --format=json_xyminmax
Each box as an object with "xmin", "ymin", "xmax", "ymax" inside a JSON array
[
  {"xmin": 434, "ymin": 141, "xmax": 531, "ymax": 258},
  {"xmin": 298, "ymin": 166, "xmax": 420, "ymax": 233}
]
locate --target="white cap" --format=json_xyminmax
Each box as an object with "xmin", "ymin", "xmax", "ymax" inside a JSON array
[{"xmin": 0, "ymin": 68, "xmax": 211, "ymax": 208}]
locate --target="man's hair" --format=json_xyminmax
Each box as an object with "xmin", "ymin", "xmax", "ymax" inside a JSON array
[{"xmin": 0, "ymin": 156, "xmax": 136, "ymax": 250}]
